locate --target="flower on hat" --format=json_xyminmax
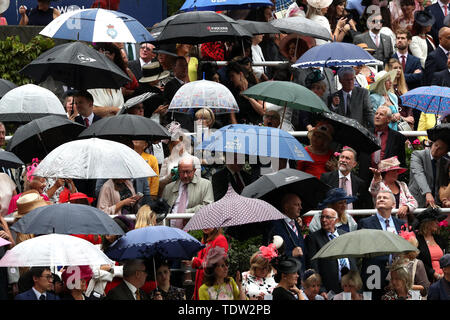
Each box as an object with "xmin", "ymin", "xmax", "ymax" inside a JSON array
[
  {"xmin": 440, "ymin": 220, "xmax": 449, "ymax": 227},
  {"xmin": 258, "ymin": 243, "xmax": 278, "ymax": 260},
  {"xmin": 399, "ymin": 224, "xmax": 415, "ymax": 241},
  {"xmin": 412, "ymin": 139, "xmax": 421, "ymax": 145}
]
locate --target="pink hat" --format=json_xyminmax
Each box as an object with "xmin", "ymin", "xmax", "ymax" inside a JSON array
[
  {"xmin": 61, "ymin": 265, "xmax": 93, "ymax": 286},
  {"xmin": 202, "ymin": 247, "xmax": 227, "ymax": 269},
  {"xmin": 378, "ymin": 156, "xmax": 407, "ymax": 174}
]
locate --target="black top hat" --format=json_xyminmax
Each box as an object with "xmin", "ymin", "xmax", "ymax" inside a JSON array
[
  {"xmin": 271, "ymin": 255, "xmax": 301, "ymax": 274},
  {"xmin": 414, "ymin": 10, "xmax": 435, "ymax": 27},
  {"xmin": 415, "ymin": 207, "xmax": 447, "ymax": 226}
]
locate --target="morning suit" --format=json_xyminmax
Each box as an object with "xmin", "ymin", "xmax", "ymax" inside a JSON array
[
  {"xmin": 211, "ymin": 167, "xmax": 255, "ymax": 201},
  {"xmin": 328, "ymin": 87, "xmax": 375, "ymax": 131},
  {"xmin": 416, "ymin": 233, "xmax": 447, "ymax": 283},
  {"xmin": 128, "ymin": 59, "xmax": 143, "ymax": 81},
  {"xmin": 431, "ymin": 68, "xmax": 450, "ymax": 87},
  {"xmin": 353, "ymin": 32, "xmax": 394, "ymax": 65},
  {"xmin": 426, "ymin": 2, "xmax": 448, "ymax": 46},
  {"xmin": 423, "ymin": 46, "xmax": 448, "ymax": 86},
  {"xmin": 320, "ymin": 170, "xmax": 372, "ymax": 209},
  {"xmin": 409, "ymin": 149, "xmax": 449, "ymax": 207},
  {"xmin": 427, "ymin": 278, "xmax": 450, "ymax": 300},
  {"xmin": 162, "ymin": 174, "xmax": 214, "ymax": 214},
  {"xmin": 305, "ymin": 228, "xmax": 358, "ymax": 294},
  {"xmin": 74, "ymin": 114, "xmax": 102, "ymax": 126},
  {"xmin": 392, "ymin": 53, "xmax": 423, "ymax": 90},
  {"xmin": 15, "ymin": 288, "xmax": 60, "ymax": 300},
  {"xmin": 103, "ymin": 281, "xmax": 149, "ymax": 300}
]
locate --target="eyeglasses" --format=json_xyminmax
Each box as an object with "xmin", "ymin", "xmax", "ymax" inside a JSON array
[
  {"xmin": 320, "ymin": 215, "xmax": 337, "ymax": 220},
  {"xmin": 179, "ymin": 169, "xmax": 194, "ymax": 175},
  {"xmin": 40, "ymin": 275, "xmax": 54, "ymax": 281}
]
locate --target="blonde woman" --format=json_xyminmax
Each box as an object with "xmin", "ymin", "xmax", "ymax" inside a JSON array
[
  {"xmin": 134, "ymin": 205, "xmax": 157, "ymax": 229},
  {"xmin": 300, "ymin": 269, "xmax": 325, "ymax": 300},
  {"xmin": 382, "ymin": 260, "xmax": 416, "ymax": 300},
  {"xmin": 333, "ymin": 270, "xmax": 363, "ymax": 300},
  {"xmin": 306, "ymin": 0, "xmax": 332, "ymax": 46}
]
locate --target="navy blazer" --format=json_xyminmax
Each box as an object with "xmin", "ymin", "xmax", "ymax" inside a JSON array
[
  {"xmin": 392, "ymin": 53, "xmax": 423, "ymax": 89},
  {"xmin": 74, "ymin": 114, "xmax": 102, "ymax": 126},
  {"xmin": 426, "ymin": 3, "xmax": 448, "ymax": 46},
  {"xmin": 427, "ymin": 279, "xmax": 450, "ymax": 300},
  {"xmin": 423, "ymin": 46, "xmax": 448, "ymax": 85},
  {"xmin": 15, "ymin": 288, "xmax": 60, "ymax": 300},
  {"xmin": 431, "ymin": 68, "xmax": 450, "ymax": 87},
  {"xmin": 267, "ymin": 219, "xmax": 306, "ymax": 273}
]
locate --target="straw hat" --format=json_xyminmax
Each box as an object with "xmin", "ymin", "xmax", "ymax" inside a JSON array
[
  {"xmin": 368, "ymin": 70, "xmax": 397, "ymax": 93},
  {"xmin": 378, "ymin": 156, "xmax": 407, "ymax": 174},
  {"xmin": 13, "ymin": 190, "xmax": 50, "ymax": 219},
  {"xmin": 139, "ymin": 61, "xmax": 170, "ymax": 83},
  {"xmin": 356, "ymin": 43, "xmax": 376, "ymax": 53},
  {"xmin": 307, "ymin": 0, "xmax": 333, "ymax": 9}
]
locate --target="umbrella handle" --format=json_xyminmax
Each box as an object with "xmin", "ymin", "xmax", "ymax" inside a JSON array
[{"xmin": 280, "ymin": 102, "xmax": 287, "ymax": 129}]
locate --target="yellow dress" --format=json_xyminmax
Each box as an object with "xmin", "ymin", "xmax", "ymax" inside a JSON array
[
  {"xmin": 417, "ymin": 113, "xmax": 437, "ymax": 142},
  {"xmin": 188, "ymin": 57, "xmax": 198, "ymax": 82},
  {"xmin": 141, "ymin": 152, "xmax": 159, "ymax": 197}
]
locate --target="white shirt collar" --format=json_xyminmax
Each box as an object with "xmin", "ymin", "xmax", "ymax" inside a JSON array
[
  {"xmin": 397, "ymin": 51, "xmax": 408, "ymax": 59},
  {"xmin": 82, "ymin": 113, "xmax": 94, "ymax": 124},
  {"xmin": 139, "ymin": 57, "xmax": 151, "ymax": 67},
  {"xmin": 439, "ymin": 45, "xmax": 449, "ymax": 56},
  {"xmin": 32, "ymin": 287, "xmax": 46, "ymax": 300},
  {"xmin": 123, "ymin": 280, "xmax": 139, "ymax": 300},
  {"xmin": 338, "ymin": 170, "xmax": 351, "ymax": 180}
]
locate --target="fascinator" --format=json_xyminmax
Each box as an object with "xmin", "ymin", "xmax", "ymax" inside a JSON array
[
  {"xmin": 203, "ymin": 246, "xmax": 228, "ymax": 269},
  {"xmin": 258, "ymin": 243, "xmax": 278, "ymax": 260},
  {"xmin": 26, "ymin": 158, "xmax": 39, "ymax": 182}
]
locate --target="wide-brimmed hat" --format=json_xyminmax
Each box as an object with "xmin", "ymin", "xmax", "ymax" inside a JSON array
[
  {"xmin": 307, "ymin": 121, "xmax": 334, "ymax": 142},
  {"xmin": 368, "ymin": 70, "xmax": 397, "ymax": 93},
  {"xmin": 279, "ymin": 33, "xmax": 315, "ymax": 61},
  {"xmin": 356, "ymin": 43, "xmax": 376, "ymax": 53},
  {"xmin": 123, "ymin": 92, "xmax": 157, "ymax": 110},
  {"xmin": 414, "ymin": 10, "xmax": 435, "ymax": 27},
  {"xmin": 68, "ymin": 192, "xmax": 94, "ymax": 204},
  {"xmin": 307, "ymin": 0, "xmax": 333, "ymax": 9},
  {"xmin": 415, "ymin": 207, "xmax": 447, "ymax": 226},
  {"xmin": 13, "ymin": 190, "xmax": 50, "ymax": 219},
  {"xmin": 203, "ymin": 246, "xmax": 228, "ymax": 269},
  {"xmin": 271, "ymin": 255, "xmax": 301, "ymax": 274},
  {"xmin": 318, "ymin": 188, "xmax": 358, "ymax": 209},
  {"xmin": 378, "ymin": 156, "xmax": 407, "ymax": 174},
  {"xmin": 139, "ymin": 61, "xmax": 170, "ymax": 83}
]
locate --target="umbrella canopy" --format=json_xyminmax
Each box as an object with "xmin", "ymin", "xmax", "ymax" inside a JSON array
[
  {"xmin": 33, "ymin": 138, "xmax": 157, "ymax": 179},
  {"xmin": 269, "ymin": 16, "xmax": 332, "ymax": 42},
  {"xmin": 198, "ymin": 124, "xmax": 313, "ymax": 161},
  {"xmin": 180, "ymin": 0, "xmax": 273, "ymax": 11},
  {"xmin": 10, "ymin": 203, "xmax": 125, "ymax": 236},
  {"xmin": 105, "ymin": 225, "xmax": 205, "ymax": 261},
  {"xmin": 153, "ymin": 11, "xmax": 252, "ymax": 45},
  {"xmin": 0, "ymin": 151, "xmax": 24, "ymax": 168},
  {"xmin": 184, "ymin": 186, "xmax": 287, "ymax": 231},
  {"xmin": 0, "ymin": 234, "xmax": 113, "ymax": 267},
  {"xmin": 118, "ymin": 92, "xmax": 158, "ymax": 115},
  {"xmin": 237, "ymin": 20, "xmax": 282, "ymax": 35},
  {"xmin": 0, "ymin": 79, "xmax": 17, "ymax": 98},
  {"xmin": 400, "ymin": 86, "xmax": 450, "ymax": 116},
  {"xmin": 315, "ymin": 111, "xmax": 381, "ymax": 154},
  {"xmin": 241, "ymin": 168, "xmax": 330, "ymax": 213},
  {"xmin": 6, "ymin": 115, "xmax": 86, "ymax": 164},
  {"xmin": 40, "ymin": 8, "xmax": 154, "ymax": 43},
  {"xmin": 242, "ymin": 81, "xmax": 329, "ymax": 113},
  {"xmin": 78, "ymin": 114, "xmax": 171, "ymax": 141},
  {"xmin": 20, "ymin": 41, "xmax": 131, "ymax": 90},
  {"xmin": 0, "ymin": 84, "xmax": 66, "ymax": 122},
  {"xmin": 168, "ymin": 80, "xmax": 239, "ymax": 115},
  {"xmin": 427, "ymin": 123, "xmax": 450, "ymax": 145},
  {"xmin": 0, "ymin": 238, "xmax": 11, "ymax": 248},
  {"xmin": 311, "ymin": 229, "xmax": 418, "ymax": 260},
  {"xmin": 293, "ymin": 42, "xmax": 380, "ymax": 68}
]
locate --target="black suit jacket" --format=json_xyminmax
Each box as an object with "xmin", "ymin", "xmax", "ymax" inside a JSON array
[
  {"xmin": 426, "ymin": 3, "xmax": 448, "ymax": 46},
  {"xmin": 415, "ymin": 233, "xmax": 447, "ymax": 283},
  {"xmin": 423, "ymin": 46, "xmax": 448, "ymax": 86},
  {"xmin": 103, "ymin": 281, "xmax": 149, "ymax": 300},
  {"xmin": 392, "ymin": 53, "xmax": 423, "ymax": 89},
  {"xmin": 320, "ymin": 170, "xmax": 372, "ymax": 209},
  {"xmin": 211, "ymin": 167, "xmax": 255, "ymax": 201},
  {"xmin": 74, "ymin": 114, "xmax": 102, "ymax": 126},
  {"xmin": 431, "ymin": 68, "xmax": 450, "ymax": 87},
  {"xmin": 305, "ymin": 228, "xmax": 358, "ymax": 294},
  {"xmin": 128, "ymin": 59, "xmax": 142, "ymax": 81}
]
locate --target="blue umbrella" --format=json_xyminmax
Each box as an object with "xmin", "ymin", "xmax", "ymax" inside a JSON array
[
  {"xmin": 104, "ymin": 226, "xmax": 204, "ymax": 261},
  {"xmin": 180, "ymin": 0, "xmax": 273, "ymax": 11},
  {"xmin": 292, "ymin": 42, "xmax": 380, "ymax": 68},
  {"xmin": 40, "ymin": 8, "xmax": 154, "ymax": 43},
  {"xmin": 197, "ymin": 124, "xmax": 313, "ymax": 161},
  {"xmin": 400, "ymin": 86, "xmax": 450, "ymax": 116}
]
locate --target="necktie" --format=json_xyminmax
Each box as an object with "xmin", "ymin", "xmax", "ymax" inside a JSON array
[
  {"xmin": 135, "ymin": 289, "xmax": 141, "ymax": 300},
  {"xmin": 84, "ymin": 117, "xmax": 90, "ymax": 127},
  {"xmin": 329, "ymin": 233, "xmax": 349, "ymax": 277},
  {"xmin": 445, "ymin": 5, "xmax": 448, "ymax": 16},
  {"xmin": 289, "ymin": 220, "xmax": 298, "ymax": 237},
  {"xmin": 385, "ymin": 219, "xmax": 390, "ymax": 229},
  {"xmin": 373, "ymin": 131, "xmax": 382, "ymax": 165},
  {"xmin": 172, "ymin": 183, "xmax": 188, "ymax": 229},
  {"xmin": 39, "ymin": 295, "xmax": 46, "ymax": 300},
  {"xmin": 401, "ymin": 55, "xmax": 406, "ymax": 71},
  {"xmin": 234, "ymin": 173, "xmax": 245, "ymax": 194},
  {"xmin": 375, "ymin": 34, "xmax": 379, "ymax": 47},
  {"xmin": 346, "ymin": 93, "xmax": 351, "ymax": 116},
  {"xmin": 340, "ymin": 177, "xmax": 353, "ymax": 210},
  {"xmin": 127, "ymin": 43, "xmax": 134, "ymax": 61}
]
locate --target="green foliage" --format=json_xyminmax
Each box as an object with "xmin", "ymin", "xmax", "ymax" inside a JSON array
[
  {"xmin": 167, "ymin": 0, "xmax": 185, "ymax": 16},
  {"xmin": 0, "ymin": 35, "xmax": 55, "ymax": 86},
  {"xmin": 226, "ymin": 234, "xmax": 262, "ymax": 277}
]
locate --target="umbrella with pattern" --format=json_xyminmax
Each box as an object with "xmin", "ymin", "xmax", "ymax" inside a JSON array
[{"xmin": 400, "ymin": 86, "xmax": 450, "ymax": 116}]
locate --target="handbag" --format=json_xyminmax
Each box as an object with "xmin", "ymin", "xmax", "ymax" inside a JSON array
[{"xmin": 397, "ymin": 118, "xmax": 412, "ymax": 131}]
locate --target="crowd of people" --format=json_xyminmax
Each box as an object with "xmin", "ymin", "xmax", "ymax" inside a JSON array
[{"xmin": 0, "ymin": 0, "xmax": 449, "ymax": 302}]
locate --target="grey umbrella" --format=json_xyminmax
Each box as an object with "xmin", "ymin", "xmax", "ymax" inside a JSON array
[
  {"xmin": 10, "ymin": 203, "xmax": 125, "ymax": 236},
  {"xmin": 236, "ymin": 20, "xmax": 281, "ymax": 35},
  {"xmin": 269, "ymin": 16, "xmax": 332, "ymax": 41}
]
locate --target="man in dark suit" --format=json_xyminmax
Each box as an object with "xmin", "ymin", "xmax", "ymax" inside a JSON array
[
  {"xmin": 15, "ymin": 267, "xmax": 60, "ymax": 300},
  {"xmin": 305, "ymin": 208, "xmax": 358, "ymax": 294},
  {"xmin": 392, "ymin": 29, "xmax": 423, "ymax": 90},
  {"xmin": 104, "ymin": 259, "xmax": 149, "ymax": 300},
  {"xmin": 428, "ymin": 254, "xmax": 450, "ymax": 300},
  {"xmin": 357, "ymin": 190, "xmax": 406, "ymax": 300},
  {"xmin": 426, "ymin": 0, "xmax": 450, "ymax": 45},
  {"xmin": 423, "ymin": 26, "xmax": 450, "ymax": 85},
  {"xmin": 320, "ymin": 147, "xmax": 372, "ymax": 209},
  {"xmin": 353, "ymin": 12, "xmax": 394, "ymax": 65},
  {"xmin": 128, "ymin": 42, "xmax": 156, "ymax": 81},
  {"xmin": 432, "ymin": 54, "xmax": 450, "ymax": 86},
  {"xmin": 73, "ymin": 90, "xmax": 102, "ymax": 127},
  {"xmin": 266, "ymin": 193, "xmax": 306, "ymax": 275},
  {"xmin": 329, "ymin": 67, "xmax": 375, "ymax": 131}
]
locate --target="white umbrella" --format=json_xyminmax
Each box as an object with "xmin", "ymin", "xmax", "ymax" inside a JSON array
[
  {"xmin": 33, "ymin": 138, "xmax": 157, "ymax": 179},
  {"xmin": 269, "ymin": 16, "xmax": 332, "ymax": 41},
  {"xmin": 0, "ymin": 234, "xmax": 113, "ymax": 267},
  {"xmin": 0, "ymin": 84, "xmax": 66, "ymax": 122}
]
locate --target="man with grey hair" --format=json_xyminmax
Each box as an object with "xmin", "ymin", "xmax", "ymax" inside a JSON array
[
  {"xmin": 104, "ymin": 259, "xmax": 149, "ymax": 300},
  {"xmin": 162, "ymin": 156, "xmax": 213, "ymax": 229},
  {"xmin": 329, "ymin": 67, "xmax": 374, "ymax": 131}
]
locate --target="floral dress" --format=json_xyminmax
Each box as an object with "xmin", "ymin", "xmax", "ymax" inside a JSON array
[
  {"xmin": 241, "ymin": 271, "xmax": 277, "ymax": 299},
  {"xmin": 198, "ymin": 277, "xmax": 241, "ymax": 300},
  {"xmin": 381, "ymin": 290, "xmax": 415, "ymax": 300}
]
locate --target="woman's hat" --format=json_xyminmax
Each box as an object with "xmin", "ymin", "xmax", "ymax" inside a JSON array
[
  {"xmin": 279, "ymin": 33, "xmax": 316, "ymax": 61},
  {"xmin": 61, "ymin": 265, "xmax": 93, "ymax": 286},
  {"xmin": 305, "ymin": 69, "xmax": 325, "ymax": 89},
  {"xmin": 307, "ymin": 0, "xmax": 333, "ymax": 9},
  {"xmin": 415, "ymin": 207, "xmax": 447, "ymax": 226},
  {"xmin": 68, "ymin": 192, "xmax": 94, "ymax": 204},
  {"xmin": 414, "ymin": 10, "xmax": 435, "ymax": 27},
  {"xmin": 139, "ymin": 61, "xmax": 170, "ymax": 83},
  {"xmin": 318, "ymin": 188, "xmax": 358, "ymax": 209},
  {"xmin": 368, "ymin": 70, "xmax": 397, "ymax": 93},
  {"xmin": 203, "ymin": 246, "xmax": 228, "ymax": 269},
  {"xmin": 378, "ymin": 156, "xmax": 407, "ymax": 174},
  {"xmin": 307, "ymin": 121, "xmax": 334, "ymax": 142},
  {"xmin": 271, "ymin": 255, "xmax": 301, "ymax": 274},
  {"xmin": 356, "ymin": 43, "xmax": 376, "ymax": 53},
  {"xmin": 13, "ymin": 191, "xmax": 50, "ymax": 219}
]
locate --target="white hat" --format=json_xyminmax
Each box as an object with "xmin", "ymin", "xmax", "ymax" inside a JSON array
[{"xmin": 307, "ymin": 0, "xmax": 333, "ymax": 9}]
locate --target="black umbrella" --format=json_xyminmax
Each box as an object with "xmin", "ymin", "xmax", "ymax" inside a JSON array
[
  {"xmin": 236, "ymin": 20, "xmax": 281, "ymax": 35},
  {"xmin": 6, "ymin": 115, "xmax": 85, "ymax": 164},
  {"xmin": 0, "ymin": 151, "xmax": 24, "ymax": 168},
  {"xmin": 315, "ymin": 111, "xmax": 381, "ymax": 154},
  {"xmin": 427, "ymin": 123, "xmax": 450, "ymax": 145},
  {"xmin": 0, "ymin": 79, "xmax": 17, "ymax": 98},
  {"xmin": 152, "ymin": 11, "xmax": 252, "ymax": 45},
  {"xmin": 10, "ymin": 203, "xmax": 125, "ymax": 236},
  {"xmin": 78, "ymin": 114, "xmax": 171, "ymax": 141},
  {"xmin": 19, "ymin": 41, "xmax": 130, "ymax": 90}
]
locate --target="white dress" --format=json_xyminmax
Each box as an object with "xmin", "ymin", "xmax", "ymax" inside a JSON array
[
  {"xmin": 241, "ymin": 271, "xmax": 277, "ymax": 299},
  {"xmin": 410, "ymin": 35, "xmax": 435, "ymax": 68},
  {"xmin": 308, "ymin": 15, "xmax": 331, "ymax": 46},
  {"xmin": 251, "ymin": 44, "xmax": 266, "ymax": 79}
]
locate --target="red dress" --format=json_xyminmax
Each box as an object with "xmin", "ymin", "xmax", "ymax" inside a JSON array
[
  {"xmin": 296, "ymin": 146, "xmax": 333, "ymax": 179},
  {"xmin": 191, "ymin": 234, "xmax": 228, "ymax": 300}
]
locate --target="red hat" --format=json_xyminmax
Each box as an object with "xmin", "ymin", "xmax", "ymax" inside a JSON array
[
  {"xmin": 60, "ymin": 192, "xmax": 94, "ymax": 204},
  {"xmin": 61, "ymin": 265, "xmax": 93, "ymax": 286}
]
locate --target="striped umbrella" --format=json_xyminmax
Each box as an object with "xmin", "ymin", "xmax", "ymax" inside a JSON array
[
  {"xmin": 183, "ymin": 185, "xmax": 286, "ymax": 231},
  {"xmin": 40, "ymin": 8, "xmax": 154, "ymax": 43}
]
